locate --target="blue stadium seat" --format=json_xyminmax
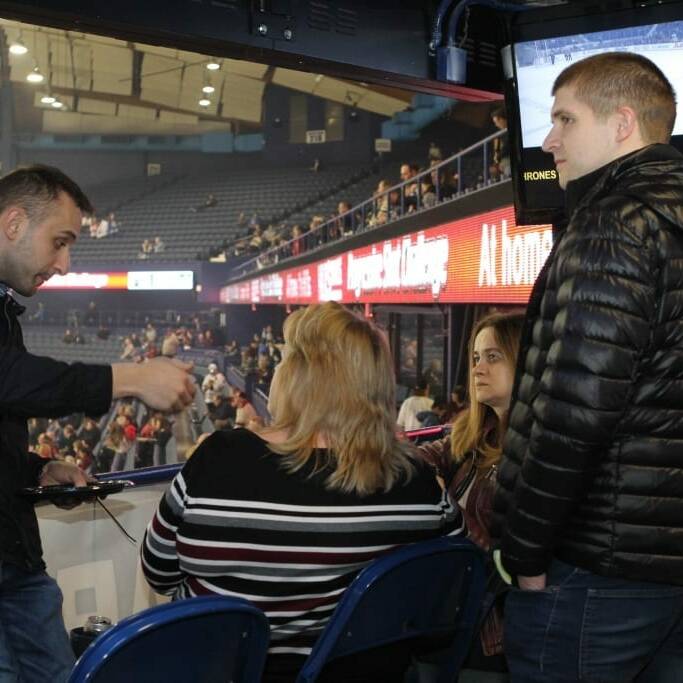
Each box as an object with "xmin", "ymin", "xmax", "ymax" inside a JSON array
[
  {"xmin": 296, "ymin": 535, "xmax": 486, "ymax": 683},
  {"xmin": 68, "ymin": 595, "xmax": 270, "ymax": 683}
]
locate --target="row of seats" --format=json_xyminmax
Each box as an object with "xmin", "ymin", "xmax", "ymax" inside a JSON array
[
  {"xmin": 69, "ymin": 534, "xmax": 486, "ymax": 683},
  {"xmin": 72, "ymin": 163, "xmax": 368, "ymax": 262}
]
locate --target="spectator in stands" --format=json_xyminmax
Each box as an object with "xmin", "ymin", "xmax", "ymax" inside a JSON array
[
  {"xmin": 367, "ymin": 179, "xmax": 395, "ymax": 227},
  {"xmin": 63, "ymin": 328, "xmax": 74, "ymax": 344},
  {"xmin": 98, "ymin": 422, "xmax": 128, "ymax": 472},
  {"xmin": 290, "ymin": 225, "xmax": 304, "ymax": 257},
  {"xmin": 396, "ymin": 380, "xmax": 433, "ymax": 432},
  {"xmin": 225, "ymin": 339, "xmax": 240, "ymax": 365},
  {"xmin": 208, "ymin": 393, "xmax": 235, "ymax": 431},
  {"xmin": 419, "ymin": 177, "xmax": 437, "ymax": 209},
  {"xmin": 419, "ymin": 311, "xmax": 523, "ymax": 672},
  {"xmin": 443, "ymin": 384, "xmax": 467, "ymax": 423},
  {"xmin": 262, "ymin": 223, "xmax": 278, "ymax": 246},
  {"xmin": 190, "ymin": 193, "xmax": 218, "ymax": 212},
  {"xmin": 144, "ymin": 322, "xmax": 157, "ymax": 345},
  {"xmin": 490, "ymin": 105, "xmax": 510, "ymax": 180},
  {"xmin": 161, "ymin": 329, "xmax": 179, "ymax": 358},
  {"xmin": 116, "ymin": 413, "xmax": 138, "ymax": 443},
  {"xmin": 266, "ymin": 340, "xmax": 282, "ymax": 366},
  {"xmin": 153, "ymin": 235, "xmax": 165, "ymax": 253},
  {"xmin": 78, "ymin": 416, "xmax": 101, "ymax": 450},
  {"xmin": 430, "ymin": 159, "xmax": 458, "ymax": 201},
  {"xmin": 137, "ymin": 413, "xmax": 172, "ymax": 467},
  {"xmin": 88, "ymin": 215, "xmax": 99, "ymax": 238},
  {"xmin": 417, "ymin": 399, "xmax": 449, "ymax": 428},
  {"xmin": 142, "ymin": 301, "xmax": 461, "ymax": 682},
  {"xmin": 335, "ymin": 200, "xmax": 354, "ymax": 236},
  {"xmin": 428, "ymin": 141, "xmax": 443, "ymax": 162},
  {"xmin": 255, "ymin": 354, "xmax": 273, "ymax": 392},
  {"xmin": 120, "ymin": 336, "xmax": 136, "ymax": 360},
  {"xmin": 56, "ymin": 423, "xmax": 77, "ymax": 455},
  {"xmin": 84, "ymin": 301, "xmax": 97, "ymax": 327},
  {"xmin": 28, "ymin": 417, "xmax": 49, "ymax": 446},
  {"xmin": 233, "ymin": 391, "xmax": 257, "ymax": 428},
  {"xmin": 107, "ymin": 211, "xmax": 119, "ymax": 235},
  {"xmin": 73, "ymin": 440, "xmax": 93, "ymax": 473},
  {"xmin": 310, "ymin": 157, "xmax": 321, "ymax": 172},
  {"xmin": 28, "ymin": 302, "xmax": 45, "ymax": 322},
  {"xmin": 248, "ymin": 225, "xmax": 264, "ymax": 252},
  {"xmin": 138, "ymin": 238, "xmax": 153, "ymax": 259},
  {"xmin": 202, "ymin": 362, "xmax": 227, "ymax": 402},
  {"xmin": 35, "ymin": 432, "xmax": 57, "ymax": 460},
  {"xmin": 95, "ymin": 215, "xmax": 110, "ymax": 239},
  {"xmin": 400, "ymin": 163, "xmax": 419, "ymax": 211}
]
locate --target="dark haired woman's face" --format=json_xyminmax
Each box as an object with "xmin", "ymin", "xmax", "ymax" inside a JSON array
[{"xmin": 472, "ymin": 326, "xmax": 514, "ymax": 414}]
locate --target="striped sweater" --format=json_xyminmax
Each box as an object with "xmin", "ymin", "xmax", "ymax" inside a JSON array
[{"xmin": 142, "ymin": 428, "xmax": 462, "ymax": 658}]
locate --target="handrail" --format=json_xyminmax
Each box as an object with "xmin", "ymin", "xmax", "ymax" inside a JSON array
[
  {"xmin": 231, "ymin": 129, "xmax": 507, "ymax": 280},
  {"xmin": 94, "ymin": 423, "xmax": 448, "ymax": 487}
]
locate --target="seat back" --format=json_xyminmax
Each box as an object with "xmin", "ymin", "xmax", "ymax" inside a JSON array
[
  {"xmin": 296, "ymin": 536, "xmax": 486, "ymax": 683},
  {"xmin": 68, "ymin": 595, "xmax": 269, "ymax": 683}
]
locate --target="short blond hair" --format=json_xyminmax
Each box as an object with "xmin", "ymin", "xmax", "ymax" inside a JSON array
[
  {"xmin": 553, "ymin": 52, "xmax": 676, "ymax": 144},
  {"xmin": 267, "ymin": 302, "xmax": 415, "ymax": 495}
]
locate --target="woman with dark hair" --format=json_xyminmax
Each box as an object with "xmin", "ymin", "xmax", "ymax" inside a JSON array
[
  {"xmin": 142, "ymin": 302, "xmax": 462, "ymax": 682},
  {"xmin": 419, "ymin": 310, "xmax": 524, "ymax": 669}
]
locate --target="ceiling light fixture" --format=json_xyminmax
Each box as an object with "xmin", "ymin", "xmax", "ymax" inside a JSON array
[
  {"xmin": 40, "ymin": 95, "xmax": 56, "ymax": 104},
  {"xmin": 198, "ymin": 98, "xmax": 211, "ymax": 107},
  {"xmin": 202, "ymin": 84, "xmax": 215, "ymax": 94},
  {"xmin": 9, "ymin": 37, "xmax": 28, "ymax": 55},
  {"xmin": 51, "ymin": 100, "xmax": 63, "ymax": 108},
  {"xmin": 206, "ymin": 60, "xmax": 220, "ymax": 71},
  {"xmin": 26, "ymin": 66, "xmax": 44, "ymax": 83}
]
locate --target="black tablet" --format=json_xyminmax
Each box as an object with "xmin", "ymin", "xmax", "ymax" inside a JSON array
[{"xmin": 19, "ymin": 480, "xmax": 133, "ymax": 505}]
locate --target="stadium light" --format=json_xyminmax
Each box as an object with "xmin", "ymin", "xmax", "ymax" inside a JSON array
[
  {"xmin": 9, "ymin": 37, "xmax": 28, "ymax": 55},
  {"xmin": 26, "ymin": 66, "xmax": 44, "ymax": 83}
]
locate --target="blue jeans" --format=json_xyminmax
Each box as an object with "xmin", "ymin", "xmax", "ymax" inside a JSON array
[
  {"xmin": 504, "ymin": 558, "xmax": 683, "ymax": 682},
  {"xmin": 0, "ymin": 562, "xmax": 74, "ymax": 683}
]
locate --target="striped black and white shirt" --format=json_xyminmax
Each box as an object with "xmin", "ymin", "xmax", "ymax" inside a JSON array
[{"xmin": 142, "ymin": 428, "xmax": 463, "ymax": 659}]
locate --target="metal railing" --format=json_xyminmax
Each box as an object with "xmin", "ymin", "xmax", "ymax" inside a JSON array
[{"xmin": 230, "ymin": 129, "xmax": 509, "ymax": 279}]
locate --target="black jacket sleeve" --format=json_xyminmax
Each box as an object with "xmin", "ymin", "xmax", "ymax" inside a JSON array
[
  {"xmin": 0, "ymin": 347, "xmax": 112, "ymax": 419},
  {"xmin": 500, "ymin": 205, "xmax": 657, "ymax": 576}
]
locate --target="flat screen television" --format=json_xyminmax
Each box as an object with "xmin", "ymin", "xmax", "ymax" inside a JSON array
[{"xmin": 506, "ymin": 0, "xmax": 683, "ymax": 225}]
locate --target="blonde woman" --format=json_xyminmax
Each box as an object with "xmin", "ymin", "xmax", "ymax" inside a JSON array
[{"xmin": 142, "ymin": 302, "xmax": 461, "ymax": 682}]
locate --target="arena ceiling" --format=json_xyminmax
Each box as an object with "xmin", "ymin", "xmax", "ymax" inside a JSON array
[{"xmin": 1, "ymin": 19, "xmax": 414, "ymax": 137}]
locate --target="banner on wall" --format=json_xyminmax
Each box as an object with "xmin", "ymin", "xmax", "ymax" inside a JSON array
[
  {"xmin": 220, "ymin": 206, "xmax": 553, "ymax": 305},
  {"xmin": 41, "ymin": 270, "xmax": 194, "ymax": 291}
]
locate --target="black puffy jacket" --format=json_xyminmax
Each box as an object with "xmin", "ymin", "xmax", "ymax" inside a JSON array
[{"xmin": 493, "ymin": 144, "xmax": 683, "ymax": 584}]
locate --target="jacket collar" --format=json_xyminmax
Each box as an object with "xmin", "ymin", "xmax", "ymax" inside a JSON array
[
  {"xmin": 0, "ymin": 284, "xmax": 26, "ymax": 316},
  {"xmin": 564, "ymin": 143, "xmax": 683, "ymax": 219}
]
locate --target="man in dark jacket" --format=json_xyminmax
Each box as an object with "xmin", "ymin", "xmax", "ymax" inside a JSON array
[
  {"xmin": 493, "ymin": 53, "xmax": 683, "ymax": 681},
  {"xmin": 0, "ymin": 165, "xmax": 196, "ymax": 682}
]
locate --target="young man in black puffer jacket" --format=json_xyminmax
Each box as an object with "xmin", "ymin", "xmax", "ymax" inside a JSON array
[{"xmin": 493, "ymin": 52, "xmax": 683, "ymax": 681}]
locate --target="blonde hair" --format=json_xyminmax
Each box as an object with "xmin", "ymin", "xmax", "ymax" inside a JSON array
[
  {"xmin": 553, "ymin": 52, "xmax": 676, "ymax": 145},
  {"xmin": 267, "ymin": 302, "xmax": 415, "ymax": 495},
  {"xmin": 451, "ymin": 311, "xmax": 524, "ymax": 469}
]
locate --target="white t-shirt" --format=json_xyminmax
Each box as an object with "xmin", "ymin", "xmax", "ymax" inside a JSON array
[{"xmin": 397, "ymin": 395, "xmax": 434, "ymax": 432}]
